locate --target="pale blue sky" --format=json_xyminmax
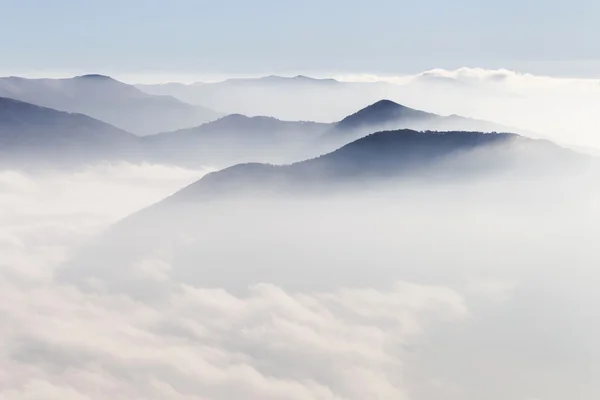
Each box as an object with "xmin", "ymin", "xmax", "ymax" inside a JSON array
[{"xmin": 1, "ymin": 0, "xmax": 599, "ymax": 80}]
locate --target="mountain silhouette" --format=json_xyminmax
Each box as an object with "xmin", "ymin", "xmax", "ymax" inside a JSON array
[
  {"xmin": 142, "ymin": 100, "xmax": 516, "ymax": 169},
  {"xmin": 142, "ymin": 114, "xmax": 329, "ymax": 166},
  {"xmin": 335, "ymin": 99, "xmax": 435, "ymax": 131},
  {"xmin": 136, "ymin": 75, "xmax": 393, "ymax": 122},
  {"xmin": 0, "ymin": 75, "xmax": 222, "ymax": 135},
  {"xmin": 0, "ymin": 97, "xmax": 142, "ymax": 167},
  {"xmin": 164, "ymin": 129, "xmax": 581, "ymax": 202},
  {"xmin": 135, "ymin": 75, "xmax": 498, "ymax": 124},
  {"xmin": 0, "ymin": 93, "xmax": 530, "ymax": 171},
  {"xmin": 59, "ymin": 129, "xmax": 591, "ymax": 292},
  {"xmin": 320, "ymin": 99, "xmax": 514, "ymax": 152}
]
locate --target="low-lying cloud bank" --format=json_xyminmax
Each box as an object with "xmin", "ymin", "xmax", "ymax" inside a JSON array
[
  {"xmin": 1, "ymin": 273, "xmax": 468, "ymax": 400},
  {"xmin": 1, "ymin": 161, "xmax": 600, "ymax": 399},
  {"xmin": 0, "ymin": 163, "xmax": 468, "ymax": 400},
  {"xmin": 0, "ymin": 163, "xmax": 208, "ymax": 278}
]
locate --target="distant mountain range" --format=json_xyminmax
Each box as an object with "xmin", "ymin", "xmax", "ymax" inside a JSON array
[
  {"xmin": 0, "ymin": 74, "xmax": 221, "ymax": 135},
  {"xmin": 136, "ymin": 74, "xmax": 508, "ymax": 124},
  {"xmin": 137, "ymin": 75, "xmax": 394, "ymax": 122},
  {"xmin": 0, "ymin": 95, "xmax": 528, "ymax": 169},
  {"xmin": 144, "ymin": 114, "xmax": 329, "ymax": 166}
]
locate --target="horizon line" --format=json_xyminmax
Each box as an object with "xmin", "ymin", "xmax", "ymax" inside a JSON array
[{"xmin": 1, "ymin": 67, "xmax": 599, "ymax": 85}]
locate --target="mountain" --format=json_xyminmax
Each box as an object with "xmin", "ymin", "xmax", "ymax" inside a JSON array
[
  {"xmin": 135, "ymin": 75, "xmax": 516, "ymax": 126},
  {"xmin": 167, "ymin": 129, "xmax": 578, "ymax": 201},
  {"xmin": 141, "ymin": 100, "xmax": 519, "ymax": 168},
  {"xmin": 0, "ymin": 93, "xmax": 525, "ymax": 171},
  {"xmin": 142, "ymin": 114, "xmax": 329, "ymax": 167},
  {"xmin": 320, "ymin": 99, "xmax": 517, "ymax": 151},
  {"xmin": 335, "ymin": 99, "xmax": 436, "ymax": 131},
  {"xmin": 0, "ymin": 97, "xmax": 143, "ymax": 167},
  {"xmin": 60, "ymin": 129, "xmax": 591, "ymax": 292},
  {"xmin": 137, "ymin": 75, "xmax": 341, "ymax": 97},
  {"xmin": 137, "ymin": 75, "xmax": 394, "ymax": 122},
  {"xmin": 0, "ymin": 74, "xmax": 222, "ymax": 135}
]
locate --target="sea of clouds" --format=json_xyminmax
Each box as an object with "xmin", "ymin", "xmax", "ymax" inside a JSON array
[
  {"xmin": 1, "ymin": 160, "xmax": 600, "ymax": 399},
  {"xmin": 0, "ymin": 163, "xmax": 468, "ymax": 400}
]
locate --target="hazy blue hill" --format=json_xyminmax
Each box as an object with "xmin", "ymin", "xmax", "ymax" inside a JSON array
[
  {"xmin": 164, "ymin": 129, "xmax": 580, "ymax": 203},
  {"xmin": 136, "ymin": 75, "xmax": 394, "ymax": 122},
  {"xmin": 141, "ymin": 99, "xmax": 518, "ymax": 169},
  {"xmin": 142, "ymin": 114, "xmax": 329, "ymax": 166},
  {"xmin": 321, "ymin": 100, "xmax": 518, "ymax": 150},
  {"xmin": 59, "ymin": 128, "xmax": 591, "ymax": 292},
  {"xmin": 0, "ymin": 74, "xmax": 222, "ymax": 135},
  {"xmin": 0, "ymin": 97, "xmax": 143, "ymax": 167},
  {"xmin": 150, "ymin": 113, "xmax": 328, "ymax": 141},
  {"xmin": 0, "ymin": 93, "xmax": 536, "ymax": 171},
  {"xmin": 335, "ymin": 99, "xmax": 435, "ymax": 131}
]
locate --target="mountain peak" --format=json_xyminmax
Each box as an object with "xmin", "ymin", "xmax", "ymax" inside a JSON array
[
  {"xmin": 365, "ymin": 99, "xmax": 401, "ymax": 110},
  {"xmin": 336, "ymin": 99, "xmax": 435, "ymax": 130}
]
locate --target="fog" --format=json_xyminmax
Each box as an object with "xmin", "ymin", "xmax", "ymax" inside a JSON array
[
  {"xmin": 2, "ymin": 157, "xmax": 600, "ymax": 399},
  {"xmin": 393, "ymin": 68, "xmax": 600, "ymax": 152},
  {"xmin": 138, "ymin": 68, "xmax": 600, "ymax": 151}
]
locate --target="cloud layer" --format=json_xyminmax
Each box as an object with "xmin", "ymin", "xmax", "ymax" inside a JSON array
[
  {"xmin": 343, "ymin": 68, "xmax": 600, "ymax": 151},
  {"xmin": 2, "ymin": 160, "xmax": 600, "ymax": 399},
  {"xmin": 0, "ymin": 164, "xmax": 471, "ymax": 400}
]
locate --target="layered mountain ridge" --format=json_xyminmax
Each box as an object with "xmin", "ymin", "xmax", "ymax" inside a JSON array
[
  {"xmin": 0, "ymin": 75, "xmax": 221, "ymax": 135},
  {"xmin": 0, "ymin": 93, "xmax": 538, "ymax": 169}
]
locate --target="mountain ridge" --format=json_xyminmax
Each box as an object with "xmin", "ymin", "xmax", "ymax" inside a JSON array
[
  {"xmin": 0, "ymin": 96, "xmax": 142, "ymax": 167},
  {"xmin": 0, "ymin": 95, "xmax": 530, "ymax": 170},
  {"xmin": 162, "ymin": 128, "xmax": 582, "ymax": 205},
  {"xmin": 0, "ymin": 75, "xmax": 222, "ymax": 134}
]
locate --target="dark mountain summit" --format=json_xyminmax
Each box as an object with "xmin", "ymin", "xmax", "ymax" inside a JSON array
[
  {"xmin": 335, "ymin": 99, "xmax": 435, "ymax": 131},
  {"xmin": 60, "ymin": 129, "xmax": 591, "ymax": 291},
  {"xmin": 321, "ymin": 99, "xmax": 517, "ymax": 151},
  {"xmin": 165, "ymin": 129, "xmax": 580, "ymax": 203}
]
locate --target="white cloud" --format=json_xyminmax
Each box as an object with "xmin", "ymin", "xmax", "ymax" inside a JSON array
[
  {"xmin": 0, "ymin": 163, "xmax": 469, "ymax": 400},
  {"xmin": 332, "ymin": 68, "xmax": 600, "ymax": 151},
  {"xmin": 1, "ymin": 162, "xmax": 600, "ymax": 399},
  {"xmin": 0, "ymin": 268, "xmax": 467, "ymax": 400}
]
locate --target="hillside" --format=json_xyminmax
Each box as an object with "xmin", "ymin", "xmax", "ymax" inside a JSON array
[
  {"xmin": 0, "ymin": 97, "xmax": 142, "ymax": 167},
  {"xmin": 0, "ymin": 74, "xmax": 222, "ymax": 135}
]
